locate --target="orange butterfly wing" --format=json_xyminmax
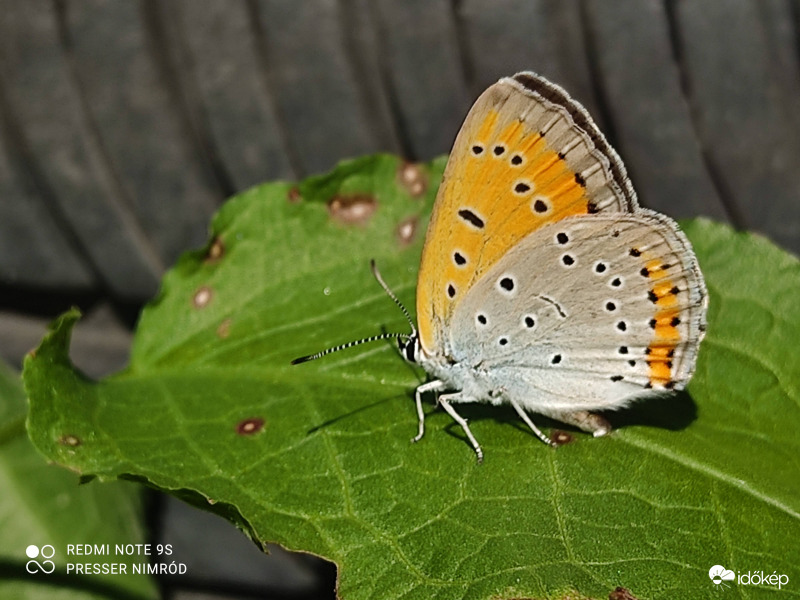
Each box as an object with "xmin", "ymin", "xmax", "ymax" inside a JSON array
[{"xmin": 417, "ymin": 72, "xmax": 638, "ymax": 354}]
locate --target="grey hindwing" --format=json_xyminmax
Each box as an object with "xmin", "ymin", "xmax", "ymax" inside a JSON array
[{"xmin": 448, "ymin": 212, "xmax": 707, "ymax": 413}]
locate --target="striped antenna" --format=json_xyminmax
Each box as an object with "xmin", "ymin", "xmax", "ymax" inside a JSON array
[
  {"xmin": 369, "ymin": 259, "xmax": 416, "ymax": 334},
  {"xmin": 291, "ymin": 332, "xmax": 411, "ymax": 365},
  {"xmin": 291, "ymin": 260, "xmax": 415, "ymax": 365}
]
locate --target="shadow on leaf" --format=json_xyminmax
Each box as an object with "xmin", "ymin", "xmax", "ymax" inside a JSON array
[{"xmin": 436, "ymin": 389, "xmax": 697, "ymax": 447}]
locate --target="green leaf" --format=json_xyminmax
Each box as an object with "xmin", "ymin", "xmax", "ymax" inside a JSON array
[
  {"xmin": 1, "ymin": 361, "xmax": 157, "ymax": 600},
  {"xmin": 24, "ymin": 154, "xmax": 800, "ymax": 599}
]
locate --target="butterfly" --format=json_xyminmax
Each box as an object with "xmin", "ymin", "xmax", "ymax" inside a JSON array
[{"xmin": 294, "ymin": 72, "xmax": 708, "ymax": 462}]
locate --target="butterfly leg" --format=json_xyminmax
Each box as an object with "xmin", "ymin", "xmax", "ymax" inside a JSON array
[
  {"xmin": 548, "ymin": 410, "xmax": 611, "ymax": 437},
  {"xmin": 438, "ymin": 395, "xmax": 484, "ymax": 463},
  {"xmin": 508, "ymin": 399, "xmax": 555, "ymax": 447},
  {"xmin": 411, "ymin": 380, "xmax": 446, "ymax": 444}
]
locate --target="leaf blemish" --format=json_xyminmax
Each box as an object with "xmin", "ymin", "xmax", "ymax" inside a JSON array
[
  {"xmin": 397, "ymin": 161, "xmax": 427, "ymax": 197},
  {"xmin": 59, "ymin": 434, "xmax": 81, "ymax": 447},
  {"xmin": 396, "ymin": 216, "xmax": 418, "ymax": 246},
  {"xmin": 327, "ymin": 194, "xmax": 377, "ymax": 226},
  {"xmin": 609, "ymin": 586, "xmax": 640, "ymax": 600},
  {"xmin": 551, "ymin": 430, "xmax": 574, "ymax": 446},
  {"xmin": 205, "ymin": 237, "xmax": 225, "ymax": 263},
  {"xmin": 192, "ymin": 286, "xmax": 213, "ymax": 309},
  {"xmin": 287, "ymin": 186, "xmax": 301, "ymax": 203},
  {"xmin": 217, "ymin": 318, "xmax": 232, "ymax": 338},
  {"xmin": 237, "ymin": 417, "xmax": 265, "ymax": 435}
]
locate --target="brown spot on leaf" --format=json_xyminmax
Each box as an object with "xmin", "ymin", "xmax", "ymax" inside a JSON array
[
  {"xmin": 216, "ymin": 318, "xmax": 232, "ymax": 339},
  {"xmin": 27, "ymin": 349, "xmax": 36, "ymax": 360},
  {"xmin": 609, "ymin": 587, "xmax": 639, "ymax": 600},
  {"xmin": 287, "ymin": 186, "xmax": 301, "ymax": 203},
  {"xmin": 397, "ymin": 162, "xmax": 427, "ymax": 197},
  {"xmin": 207, "ymin": 497, "xmax": 217, "ymax": 505},
  {"xmin": 59, "ymin": 434, "xmax": 81, "ymax": 447},
  {"xmin": 327, "ymin": 194, "xmax": 377, "ymax": 226},
  {"xmin": 551, "ymin": 430, "xmax": 575, "ymax": 446},
  {"xmin": 205, "ymin": 237, "xmax": 225, "ymax": 263},
  {"xmin": 395, "ymin": 216, "xmax": 418, "ymax": 246},
  {"xmin": 192, "ymin": 286, "xmax": 213, "ymax": 309},
  {"xmin": 237, "ymin": 417, "xmax": 265, "ymax": 435}
]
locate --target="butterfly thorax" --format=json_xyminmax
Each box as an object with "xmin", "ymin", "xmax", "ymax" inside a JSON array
[{"xmin": 410, "ymin": 338, "xmax": 504, "ymax": 407}]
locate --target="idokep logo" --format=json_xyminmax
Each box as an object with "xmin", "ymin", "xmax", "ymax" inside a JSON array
[
  {"xmin": 709, "ymin": 564, "xmax": 789, "ymax": 591},
  {"xmin": 709, "ymin": 565, "xmax": 735, "ymax": 588},
  {"xmin": 25, "ymin": 545, "xmax": 56, "ymax": 574}
]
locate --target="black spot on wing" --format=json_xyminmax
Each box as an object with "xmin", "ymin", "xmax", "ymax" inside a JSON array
[{"xmin": 457, "ymin": 209, "xmax": 484, "ymax": 229}]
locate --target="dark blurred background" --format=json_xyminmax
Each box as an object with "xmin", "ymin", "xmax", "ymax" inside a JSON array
[{"xmin": 1, "ymin": 1, "xmax": 799, "ymax": 598}]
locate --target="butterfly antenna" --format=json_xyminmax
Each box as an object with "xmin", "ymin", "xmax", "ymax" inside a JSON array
[
  {"xmin": 369, "ymin": 259, "xmax": 416, "ymax": 334},
  {"xmin": 291, "ymin": 331, "xmax": 410, "ymax": 365},
  {"xmin": 291, "ymin": 260, "xmax": 415, "ymax": 365}
]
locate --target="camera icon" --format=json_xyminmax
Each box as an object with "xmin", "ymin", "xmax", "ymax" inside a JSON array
[{"xmin": 25, "ymin": 545, "xmax": 56, "ymax": 574}]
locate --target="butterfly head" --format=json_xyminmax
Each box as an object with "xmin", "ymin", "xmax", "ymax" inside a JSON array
[{"xmin": 397, "ymin": 330, "xmax": 420, "ymax": 364}]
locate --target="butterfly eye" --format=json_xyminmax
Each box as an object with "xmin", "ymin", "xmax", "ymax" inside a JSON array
[
  {"xmin": 397, "ymin": 337, "xmax": 417, "ymax": 363},
  {"xmin": 404, "ymin": 341, "xmax": 416, "ymax": 362}
]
